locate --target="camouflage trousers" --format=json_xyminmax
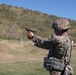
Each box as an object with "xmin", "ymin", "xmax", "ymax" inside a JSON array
[{"xmin": 49, "ymin": 71, "xmax": 61, "ymax": 75}]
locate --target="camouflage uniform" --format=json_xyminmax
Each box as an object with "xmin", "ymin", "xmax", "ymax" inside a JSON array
[
  {"xmin": 32, "ymin": 33, "xmax": 71, "ymax": 75},
  {"xmin": 31, "ymin": 19, "xmax": 71, "ymax": 75}
]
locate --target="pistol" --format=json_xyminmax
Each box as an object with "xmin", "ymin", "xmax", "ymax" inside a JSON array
[{"xmin": 25, "ymin": 27, "xmax": 36, "ymax": 33}]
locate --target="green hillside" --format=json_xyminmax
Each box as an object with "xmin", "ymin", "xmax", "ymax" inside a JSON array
[{"xmin": 0, "ymin": 4, "xmax": 76, "ymax": 41}]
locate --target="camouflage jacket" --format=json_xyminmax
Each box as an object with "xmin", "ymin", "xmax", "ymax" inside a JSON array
[{"xmin": 32, "ymin": 34, "xmax": 71, "ymax": 60}]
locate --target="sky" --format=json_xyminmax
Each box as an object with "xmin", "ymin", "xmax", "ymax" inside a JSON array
[{"xmin": 0, "ymin": 0, "xmax": 76, "ymax": 20}]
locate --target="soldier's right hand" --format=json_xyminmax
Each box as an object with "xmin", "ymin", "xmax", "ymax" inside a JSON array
[{"xmin": 27, "ymin": 31, "xmax": 35, "ymax": 39}]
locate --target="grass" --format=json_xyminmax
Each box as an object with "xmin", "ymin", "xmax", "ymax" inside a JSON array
[
  {"xmin": 0, "ymin": 40, "xmax": 76, "ymax": 75},
  {"xmin": 71, "ymin": 49, "xmax": 76, "ymax": 75}
]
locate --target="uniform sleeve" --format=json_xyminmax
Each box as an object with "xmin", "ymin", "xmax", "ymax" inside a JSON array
[{"xmin": 32, "ymin": 36, "xmax": 55, "ymax": 49}]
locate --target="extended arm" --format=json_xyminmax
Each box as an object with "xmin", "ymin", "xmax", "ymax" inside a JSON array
[
  {"xmin": 32, "ymin": 36, "xmax": 53, "ymax": 49},
  {"xmin": 27, "ymin": 31, "xmax": 53, "ymax": 49}
]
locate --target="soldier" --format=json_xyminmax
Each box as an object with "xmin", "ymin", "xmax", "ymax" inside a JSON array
[{"xmin": 27, "ymin": 18, "xmax": 73, "ymax": 75}]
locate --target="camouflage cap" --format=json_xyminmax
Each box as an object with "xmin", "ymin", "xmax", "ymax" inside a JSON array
[{"xmin": 52, "ymin": 18, "xmax": 70, "ymax": 30}]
